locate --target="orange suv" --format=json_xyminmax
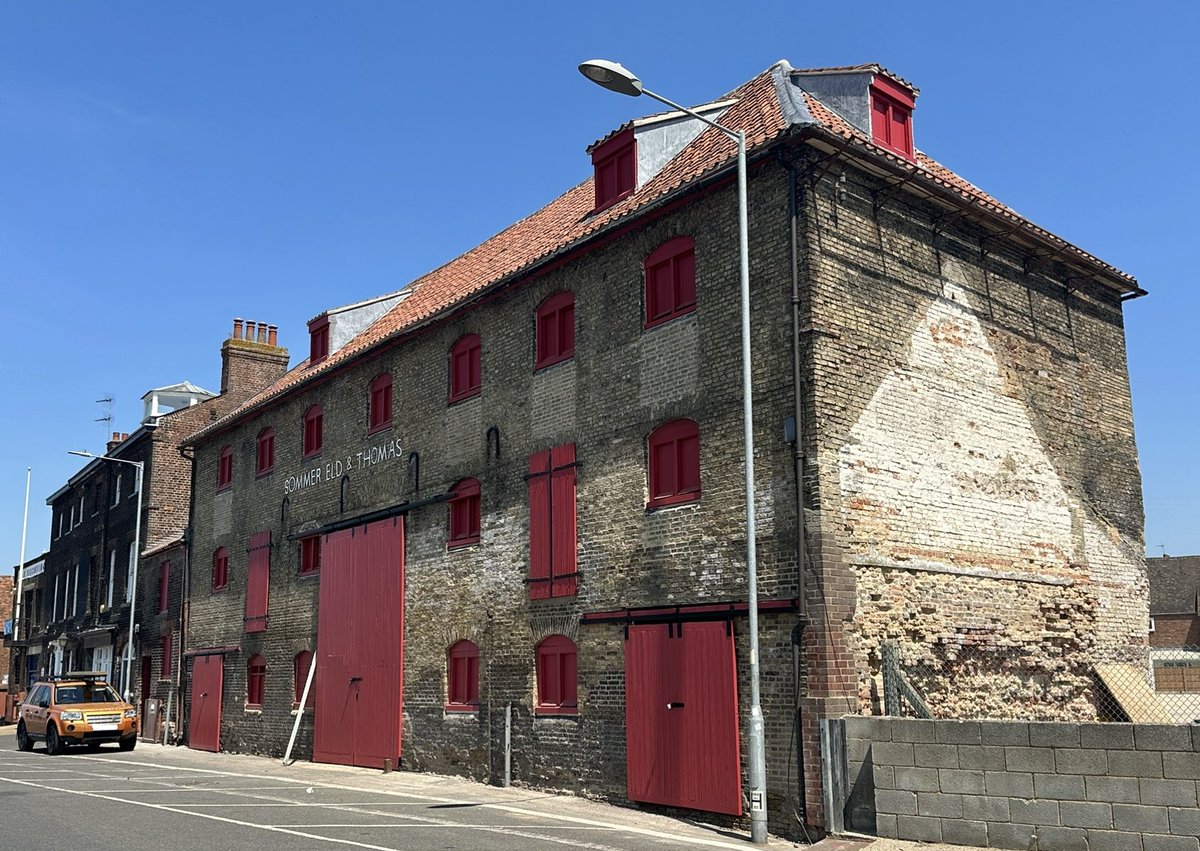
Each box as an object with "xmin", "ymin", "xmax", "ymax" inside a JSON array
[{"xmin": 15, "ymin": 673, "xmax": 139, "ymax": 754}]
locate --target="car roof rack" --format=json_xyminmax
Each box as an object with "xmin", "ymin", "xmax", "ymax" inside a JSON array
[{"xmin": 48, "ymin": 671, "xmax": 110, "ymax": 682}]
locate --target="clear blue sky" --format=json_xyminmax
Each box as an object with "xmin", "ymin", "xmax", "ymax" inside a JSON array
[{"xmin": 2, "ymin": 2, "xmax": 1196, "ymax": 562}]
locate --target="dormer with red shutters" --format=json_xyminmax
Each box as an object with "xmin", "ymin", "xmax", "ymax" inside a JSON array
[
  {"xmin": 790, "ymin": 64, "xmax": 919, "ymax": 161},
  {"xmin": 305, "ymin": 287, "xmax": 412, "ymax": 368},
  {"xmin": 587, "ymin": 98, "xmax": 738, "ymax": 213}
]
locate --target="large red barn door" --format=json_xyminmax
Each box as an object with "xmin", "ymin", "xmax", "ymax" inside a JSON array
[
  {"xmin": 625, "ymin": 620, "xmax": 742, "ymax": 815},
  {"xmin": 188, "ymin": 654, "xmax": 223, "ymax": 753},
  {"xmin": 314, "ymin": 517, "xmax": 405, "ymax": 768}
]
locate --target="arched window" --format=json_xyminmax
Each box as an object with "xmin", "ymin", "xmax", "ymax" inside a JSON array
[
  {"xmin": 256, "ymin": 427, "xmax": 275, "ymax": 475},
  {"xmin": 368, "ymin": 373, "xmax": 393, "ymax": 432},
  {"xmin": 644, "ymin": 236, "xmax": 696, "ymax": 329},
  {"xmin": 302, "ymin": 405, "xmax": 323, "ymax": 458},
  {"xmin": 212, "ymin": 547, "xmax": 228, "ymax": 592},
  {"xmin": 217, "ymin": 445, "xmax": 233, "ymax": 490},
  {"xmin": 448, "ymin": 478, "xmax": 481, "ymax": 548},
  {"xmin": 647, "ymin": 418, "xmax": 701, "ymax": 508},
  {"xmin": 535, "ymin": 292, "xmax": 575, "ymax": 369},
  {"xmin": 446, "ymin": 640, "xmax": 480, "ymax": 710},
  {"xmin": 294, "ymin": 650, "xmax": 314, "ymax": 708},
  {"xmin": 247, "ymin": 654, "xmax": 266, "ymax": 708},
  {"xmin": 535, "ymin": 635, "xmax": 577, "ymax": 715},
  {"xmin": 449, "ymin": 334, "xmax": 482, "ymax": 403}
]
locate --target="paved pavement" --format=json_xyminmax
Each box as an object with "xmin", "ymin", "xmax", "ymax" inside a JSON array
[{"xmin": 0, "ymin": 725, "xmax": 989, "ymax": 850}]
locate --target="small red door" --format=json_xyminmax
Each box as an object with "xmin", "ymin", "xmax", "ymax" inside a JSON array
[
  {"xmin": 188, "ymin": 654, "xmax": 223, "ymax": 753},
  {"xmin": 625, "ymin": 620, "xmax": 742, "ymax": 815},
  {"xmin": 314, "ymin": 517, "xmax": 405, "ymax": 768},
  {"xmin": 140, "ymin": 655, "xmax": 152, "ymax": 720}
]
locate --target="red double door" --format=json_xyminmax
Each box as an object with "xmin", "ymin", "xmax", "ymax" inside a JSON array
[
  {"xmin": 313, "ymin": 517, "xmax": 405, "ymax": 769},
  {"xmin": 625, "ymin": 620, "xmax": 743, "ymax": 815},
  {"xmin": 188, "ymin": 654, "xmax": 223, "ymax": 753}
]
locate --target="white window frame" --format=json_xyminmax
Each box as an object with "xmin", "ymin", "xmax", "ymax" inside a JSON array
[
  {"xmin": 52, "ymin": 575, "xmax": 59, "ymax": 622},
  {"xmin": 131, "ymin": 470, "xmax": 140, "ymax": 495},
  {"xmin": 57, "ymin": 512, "xmax": 64, "ymax": 539},
  {"xmin": 107, "ymin": 549, "xmax": 116, "ymax": 608},
  {"xmin": 77, "ymin": 496, "xmax": 83, "ymax": 526},
  {"xmin": 69, "ymin": 505, "xmax": 75, "ymax": 529},
  {"xmin": 113, "ymin": 474, "xmax": 121, "ymax": 506},
  {"xmin": 72, "ymin": 567, "xmax": 79, "ymax": 616},
  {"xmin": 126, "ymin": 541, "xmax": 137, "ymax": 602}
]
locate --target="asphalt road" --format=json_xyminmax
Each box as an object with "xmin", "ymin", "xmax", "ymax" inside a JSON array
[{"xmin": 0, "ymin": 728, "xmax": 789, "ymax": 850}]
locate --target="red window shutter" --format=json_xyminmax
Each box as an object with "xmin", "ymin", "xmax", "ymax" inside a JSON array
[
  {"xmin": 447, "ymin": 640, "xmax": 479, "ymax": 709},
  {"xmin": 644, "ymin": 237, "xmax": 696, "ymax": 329},
  {"xmin": 648, "ymin": 419, "xmax": 701, "ymax": 508},
  {"xmin": 890, "ymin": 105, "xmax": 912, "ymax": 157},
  {"xmin": 257, "ymin": 428, "xmax": 274, "ymax": 475},
  {"xmin": 871, "ymin": 96, "xmax": 891, "ymax": 147},
  {"xmin": 536, "ymin": 635, "xmax": 577, "ymax": 714},
  {"xmin": 309, "ymin": 317, "xmax": 329, "ymax": 364},
  {"xmin": 247, "ymin": 654, "xmax": 265, "ymax": 706},
  {"xmin": 244, "ymin": 531, "xmax": 271, "ymax": 633},
  {"xmin": 161, "ymin": 633, "xmax": 173, "ymax": 678},
  {"xmin": 528, "ymin": 450, "xmax": 552, "ymax": 599},
  {"xmin": 592, "ymin": 129, "xmax": 635, "ymax": 210},
  {"xmin": 218, "ymin": 446, "xmax": 233, "ymax": 490},
  {"xmin": 299, "ymin": 535, "xmax": 321, "ymax": 575},
  {"xmin": 213, "ymin": 547, "xmax": 228, "ymax": 591},
  {"xmin": 303, "ymin": 406, "xmax": 323, "ymax": 457},
  {"xmin": 159, "ymin": 561, "xmax": 170, "ymax": 613},
  {"xmin": 294, "ymin": 650, "xmax": 314, "ymax": 707},
  {"xmin": 448, "ymin": 479, "xmax": 480, "ymax": 547},
  {"xmin": 535, "ymin": 292, "xmax": 576, "ymax": 369},
  {"xmin": 369, "ymin": 373, "xmax": 393, "ymax": 431},
  {"xmin": 449, "ymin": 335, "xmax": 481, "ymax": 402},
  {"xmin": 550, "ymin": 443, "xmax": 577, "ymax": 597}
]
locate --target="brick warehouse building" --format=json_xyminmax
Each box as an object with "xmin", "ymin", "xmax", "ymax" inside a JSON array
[
  {"xmin": 16, "ymin": 327, "xmax": 286, "ymax": 743},
  {"xmin": 180, "ymin": 61, "xmax": 1146, "ymax": 835}
]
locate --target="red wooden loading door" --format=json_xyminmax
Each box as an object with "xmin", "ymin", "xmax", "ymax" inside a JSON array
[
  {"xmin": 625, "ymin": 620, "xmax": 742, "ymax": 815},
  {"xmin": 188, "ymin": 654, "xmax": 223, "ymax": 753},
  {"xmin": 313, "ymin": 517, "xmax": 405, "ymax": 768}
]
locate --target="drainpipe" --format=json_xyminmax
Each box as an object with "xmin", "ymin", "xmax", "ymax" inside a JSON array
[
  {"xmin": 178, "ymin": 445, "xmax": 196, "ymax": 744},
  {"xmin": 783, "ymin": 154, "xmax": 810, "ymax": 829}
]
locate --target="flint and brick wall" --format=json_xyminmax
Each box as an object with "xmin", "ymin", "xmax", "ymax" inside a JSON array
[
  {"xmin": 845, "ymin": 716, "xmax": 1200, "ymax": 850},
  {"xmin": 799, "ymin": 156, "xmax": 1147, "ymax": 740},
  {"xmin": 187, "ymin": 163, "xmax": 804, "ymax": 834}
]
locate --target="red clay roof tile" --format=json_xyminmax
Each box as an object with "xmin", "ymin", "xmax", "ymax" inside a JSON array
[{"xmin": 187, "ymin": 61, "xmax": 1137, "ymax": 444}]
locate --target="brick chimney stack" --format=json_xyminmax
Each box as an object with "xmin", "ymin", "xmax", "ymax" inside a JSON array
[
  {"xmin": 221, "ymin": 317, "xmax": 289, "ymax": 401},
  {"xmin": 106, "ymin": 431, "xmax": 129, "ymax": 454}
]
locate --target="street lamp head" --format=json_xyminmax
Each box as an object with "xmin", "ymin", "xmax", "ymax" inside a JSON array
[
  {"xmin": 68, "ymin": 450, "xmax": 94, "ymax": 459},
  {"xmin": 578, "ymin": 60, "xmax": 643, "ymax": 97}
]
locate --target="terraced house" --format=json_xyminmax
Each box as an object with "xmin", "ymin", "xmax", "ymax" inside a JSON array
[{"xmin": 180, "ymin": 60, "xmax": 1146, "ymax": 836}]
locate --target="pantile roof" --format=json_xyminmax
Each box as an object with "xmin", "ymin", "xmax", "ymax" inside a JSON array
[{"xmin": 187, "ymin": 60, "xmax": 1140, "ymax": 444}]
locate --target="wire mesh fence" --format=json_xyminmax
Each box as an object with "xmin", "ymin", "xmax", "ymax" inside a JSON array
[{"xmin": 868, "ymin": 639, "xmax": 1200, "ymax": 725}]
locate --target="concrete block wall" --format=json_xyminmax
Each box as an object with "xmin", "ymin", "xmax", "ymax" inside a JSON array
[{"xmin": 847, "ymin": 716, "xmax": 1200, "ymax": 850}]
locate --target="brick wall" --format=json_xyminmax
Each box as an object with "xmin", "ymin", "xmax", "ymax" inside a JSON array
[
  {"xmin": 1153, "ymin": 615, "xmax": 1200, "ymax": 648},
  {"xmin": 800, "ymin": 156, "xmax": 1147, "ymax": 731},
  {"xmin": 845, "ymin": 715, "xmax": 1200, "ymax": 849},
  {"xmin": 1, "ymin": 575, "xmax": 12, "ymax": 688},
  {"xmin": 186, "ymin": 163, "xmax": 805, "ymax": 834},
  {"xmin": 181, "ymin": 143, "xmax": 1144, "ymax": 840}
]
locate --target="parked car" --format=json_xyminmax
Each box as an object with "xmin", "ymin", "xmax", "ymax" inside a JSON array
[{"xmin": 15, "ymin": 672, "xmax": 138, "ymax": 754}]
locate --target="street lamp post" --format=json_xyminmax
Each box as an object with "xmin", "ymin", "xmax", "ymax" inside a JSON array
[
  {"xmin": 69, "ymin": 450, "xmax": 144, "ymax": 701},
  {"xmin": 578, "ymin": 60, "xmax": 769, "ymax": 844}
]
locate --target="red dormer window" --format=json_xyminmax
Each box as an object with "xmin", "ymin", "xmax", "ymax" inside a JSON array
[
  {"xmin": 591, "ymin": 128, "xmax": 635, "ymax": 211},
  {"xmin": 869, "ymin": 76, "xmax": 915, "ymax": 160},
  {"xmin": 309, "ymin": 316, "xmax": 330, "ymax": 365}
]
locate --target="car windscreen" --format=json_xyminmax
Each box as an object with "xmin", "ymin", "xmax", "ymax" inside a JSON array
[{"xmin": 55, "ymin": 684, "xmax": 122, "ymax": 704}]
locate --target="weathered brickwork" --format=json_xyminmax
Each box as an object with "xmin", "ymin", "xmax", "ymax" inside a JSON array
[
  {"xmin": 182, "ymin": 135, "xmax": 1143, "ymax": 841},
  {"xmin": 1, "ymin": 575, "xmax": 13, "ymax": 690},
  {"xmin": 798, "ymin": 160, "xmax": 1147, "ymax": 729}
]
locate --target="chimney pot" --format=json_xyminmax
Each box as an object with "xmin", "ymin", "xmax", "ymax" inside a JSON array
[
  {"xmin": 112, "ymin": 431, "xmax": 120, "ymax": 442},
  {"xmin": 233, "ymin": 318, "xmax": 244, "ymax": 340},
  {"xmin": 258, "ymin": 322, "xmax": 268, "ymax": 343},
  {"xmin": 268, "ymin": 325, "xmax": 278, "ymax": 346}
]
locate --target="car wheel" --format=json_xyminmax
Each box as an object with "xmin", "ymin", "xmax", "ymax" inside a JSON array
[
  {"xmin": 118, "ymin": 735, "xmax": 136, "ymax": 752},
  {"xmin": 16, "ymin": 721, "xmax": 33, "ymax": 752},
  {"xmin": 45, "ymin": 724, "xmax": 63, "ymax": 756}
]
